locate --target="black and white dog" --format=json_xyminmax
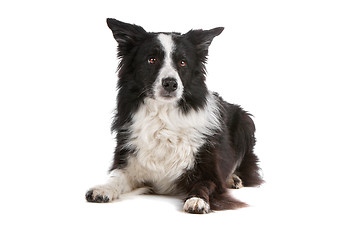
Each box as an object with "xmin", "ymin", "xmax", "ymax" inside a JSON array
[{"xmin": 86, "ymin": 18, "xmax": 263, "ymax": 214}]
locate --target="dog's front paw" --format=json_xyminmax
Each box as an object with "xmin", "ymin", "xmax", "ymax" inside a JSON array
[
  {"xmin": 85, "ymin": 190, "xmax": 110, "ymax": 203},
  {"xmin": 85, "ymin": 185, "xmax": 116, "ymax": 203},
  {"xmin": 183, "ymin": 197, "xmax": 210, "ymax": 214}
]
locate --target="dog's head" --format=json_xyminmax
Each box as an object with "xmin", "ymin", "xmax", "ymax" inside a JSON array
[{"xmin": 107, "ymin": 18, "xmax": 223, "ymax": 107}]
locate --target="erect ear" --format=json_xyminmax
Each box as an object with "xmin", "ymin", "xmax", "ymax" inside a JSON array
[
  {"xmin": 106, "ymin": 18, "xmax": 148, "ymax": 55},
  {"xmin": 185, "ymin": 27, "xmax": 224, "ymax": 53}
]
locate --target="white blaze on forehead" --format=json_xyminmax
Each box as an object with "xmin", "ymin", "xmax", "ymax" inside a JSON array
[
  {"xmin": 157, "ymin": 33, "xmax": 178, "ymax": 78},
  {"xmin": 154, "ymin": 33, "xmax": 183, "ymax": 101},
  {"xmin": 158, "ymin": 34, "xmax": 175, "ymax": 59}
]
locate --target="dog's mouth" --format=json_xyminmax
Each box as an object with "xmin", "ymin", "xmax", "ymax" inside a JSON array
[
  {"xmin": 160, "ymin": 90, "xmax": 178, "ymax": 98},
  {"xmin": 153, "ymin": 88, "xmax": 181, "ymax": 102}
]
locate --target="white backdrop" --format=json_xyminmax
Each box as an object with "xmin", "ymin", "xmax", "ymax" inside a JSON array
[{"xmin": 1, "ymin": 0, "xmax": 359, "ymax": 239}]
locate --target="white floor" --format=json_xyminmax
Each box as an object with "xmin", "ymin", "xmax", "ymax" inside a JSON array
[{"xmin": 3, "ymin": 176, "xmax": 357, "ymax": 239}]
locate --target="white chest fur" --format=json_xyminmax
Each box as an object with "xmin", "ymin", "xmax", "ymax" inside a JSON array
[{"xmin": 124, "ymin": 93, "xmax": 221, "ymax": 194}]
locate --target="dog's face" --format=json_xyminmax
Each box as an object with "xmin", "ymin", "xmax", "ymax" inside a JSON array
[{"xmin": 107, "ymin": 19, "xmax": 223, "ymax": 104}]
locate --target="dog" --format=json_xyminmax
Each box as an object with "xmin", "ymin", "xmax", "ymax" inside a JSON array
[{"xmin": 85, "ymin": 18, "xmax": 263, "ymax": 214}]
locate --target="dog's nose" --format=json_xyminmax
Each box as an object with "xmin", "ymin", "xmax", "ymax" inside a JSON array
[{"xmin": 162, "ymin": 78, "xmax": 178, "ymax": 92}]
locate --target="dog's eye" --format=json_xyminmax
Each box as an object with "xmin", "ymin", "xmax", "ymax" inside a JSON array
[
  {"xmin": 179, "ymin": 60, "xmax": 187, "ymax": 67},
  {"xmin": 148, "ymin": 58, "xmax": 157, "ymax": 64}
]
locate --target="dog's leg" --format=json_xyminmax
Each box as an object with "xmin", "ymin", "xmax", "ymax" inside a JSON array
[
  {"xmin": 226, "ymin": 173, "xmax": 243, "ymax": 189},
  {"xmin": 183, "ymin": 180, "xmax": 216, "ymax": 214},
  {"xmin": 85, "ymin": 169, "xmax": 133, "ymax": 203}
]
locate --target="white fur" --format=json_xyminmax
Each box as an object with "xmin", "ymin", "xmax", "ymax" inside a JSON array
[
  {"xmin": 88, "ymin": 169, "xmax": 152, "ymax": 201},
  {"xmin": 123, "ymin": 93, "xmax": 221, "ymax": 194},
  {"xmin": 89, "ymin": 169, "xmax": 133, "ymax": 201},
  {"xmin": 153, "ymin": 34, "xmax": 184, "ymax": 101},
  {"xmin": 183, "ymin": 197, "xmax": 210, "ymax": 213}
]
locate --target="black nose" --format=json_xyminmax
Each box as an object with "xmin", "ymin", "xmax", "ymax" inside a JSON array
[{"xmin": 162, "ymin": 78, "xmax": 178, "ymax": 92}]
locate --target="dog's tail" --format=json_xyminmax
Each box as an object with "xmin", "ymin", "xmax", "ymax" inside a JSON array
[
  {"xmin": 209, "ymin": 191, "xmax": 248, "ymax": 211},
  {"xmin": 237, "ymin": 151, "xmax": 264, "ymax": 187}
]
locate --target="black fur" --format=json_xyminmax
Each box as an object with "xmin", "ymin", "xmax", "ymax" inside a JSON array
[{"xmin": 177, "ymin": 96, "xmax": 263, "ymax": 211}]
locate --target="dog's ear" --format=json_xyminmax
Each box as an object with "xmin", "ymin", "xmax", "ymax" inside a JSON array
[
  {"xmin": 106, "ymin": 18, "xmax": 148, "ymax": 55},
  {"xmin": 185, "ymin": 27, "xmax": 224, "ymax": 54}
]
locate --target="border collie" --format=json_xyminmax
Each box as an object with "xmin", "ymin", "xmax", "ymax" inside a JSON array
[{"xmin": 86, "ymin": 18, "xmax": 263, "ymax": 214}]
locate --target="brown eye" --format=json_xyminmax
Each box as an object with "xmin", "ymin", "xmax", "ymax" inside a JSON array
[
  {"xmin": 179, "ymin": 60, "xmax": 187, "ymax": 67},
  {"xmin": 148, "ymin": 58, "xmax": 157, "ymax": 64}
]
